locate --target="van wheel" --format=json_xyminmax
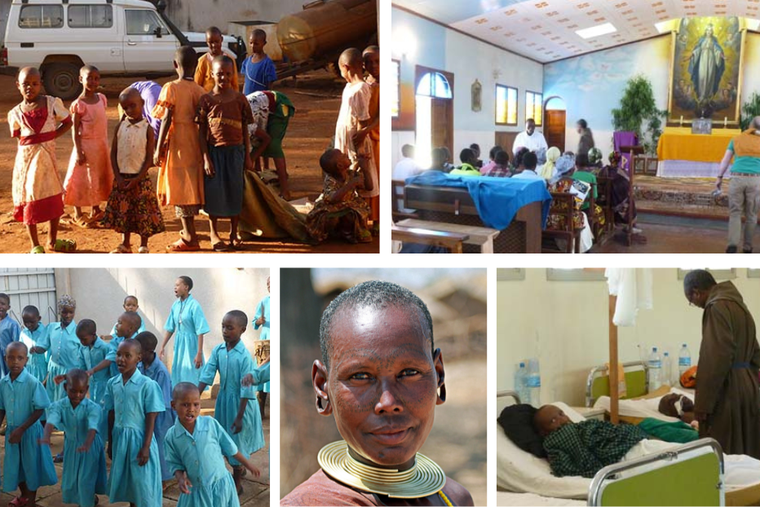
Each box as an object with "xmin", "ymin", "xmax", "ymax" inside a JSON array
[{"xmin": 42, "ymin": 63, "xmax": 82, "ymax": 100}]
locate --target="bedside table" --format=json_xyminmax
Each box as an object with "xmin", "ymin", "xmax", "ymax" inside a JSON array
[{"xmin": 571, "ymin": 406, "xmax": 606, "ymax": 421}]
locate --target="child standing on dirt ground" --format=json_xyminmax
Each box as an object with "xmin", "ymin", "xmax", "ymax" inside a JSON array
[
  {"xmin": 197, "ymin": 55, "xmax": 253, "ymax": 251},
  {"xmin": 242, "ymin": 29, "xmax": 276, "ymax": 95},
  {"xmin": 8, "ymin": 67, "xmax": 75, "ymax": 253},
  {"xmin": 63, "ymin": 65, "xmax": 113, "ymax": 228},
  {"xmin": 101, "ymin": 87, "xmax": 165, "ymax": 254},
  {"xmin": 334, "ymin": 48, "xmax": 378, "ymax": 227},
  {"xmin": 363, "ymin": 45, "xmax": 380, "ymax": 234},
  {"xmin": 153, "ymin": 46, "xmax": 207, "ymax": 252},
  {"xmin": 195, "ymin": 26, "xmax": 239, "ymax": 92}
]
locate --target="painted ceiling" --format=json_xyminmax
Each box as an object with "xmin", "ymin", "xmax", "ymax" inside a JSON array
[{"xmin": 392, "ymin": 0, "xmax": 760, "ymax": 62}]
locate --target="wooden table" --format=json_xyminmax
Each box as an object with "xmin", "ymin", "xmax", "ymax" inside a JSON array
[
  {"xmin": 392, "ymin": 224, "xmax": 469, "ymax": 253},
  {"xmin": 396, "ymin": 219, "xmax": 497, "ymax": 253}
]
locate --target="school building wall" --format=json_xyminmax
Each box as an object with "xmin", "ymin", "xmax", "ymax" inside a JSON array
[
  {"xmin": 496, "ymin": 268, "xmax": 760, "ymax": 407},
  {"xmin": 55, "ymin": 268, "xmax": 269, "ymax": 375},
  {"xmin": 165, "ymin": 0, "xmax": 306, "ymax": 33},
  {"xmin": 391, "ymin": 7, "xmax": 544, "ymax": 169}
]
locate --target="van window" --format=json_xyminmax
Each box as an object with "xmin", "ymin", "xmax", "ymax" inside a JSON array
[
  {"xmin": 125, "ymin": 10, "xmax": 166, "ymax": 36},
  {"xmin": 68, "ymin": 5, "xmax": 113, "ymax": 28},
  {"xmin": 18, "ymin": 5, "xmax": 64, "ymax": 29}
]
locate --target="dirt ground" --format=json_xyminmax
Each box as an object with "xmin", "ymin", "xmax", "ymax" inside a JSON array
[
  {"xmin": 0, "ymin": 393, "xmax": 270, "ymax": 507},
  {"xmin": 0, "ymin": 70, "xmax": 378, "ymax": 254}
]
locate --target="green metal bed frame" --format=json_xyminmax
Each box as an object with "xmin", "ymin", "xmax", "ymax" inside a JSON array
[{"xmin": 585, "ymin": 360, "xmax": 650, "ymax": 407}]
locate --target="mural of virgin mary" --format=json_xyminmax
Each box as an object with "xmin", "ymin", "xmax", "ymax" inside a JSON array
[{"xmin": 688, "ymin": 24, "xmax": 726, "ymax": 102}]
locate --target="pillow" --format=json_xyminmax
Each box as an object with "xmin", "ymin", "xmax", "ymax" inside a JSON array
[{"xmin": 497, "ymin": 404, "xmax": 547, "ymax": 458}]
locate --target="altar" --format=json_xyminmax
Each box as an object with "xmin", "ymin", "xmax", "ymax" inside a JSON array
[{"xmin": 656, "ymin": 127, "xmax": 740, "ymax": 178}]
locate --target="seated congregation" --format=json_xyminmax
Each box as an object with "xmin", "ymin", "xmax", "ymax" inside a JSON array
[{"xmin": 392, "ymin": 123, "xmax": 638, "ymax": 254}]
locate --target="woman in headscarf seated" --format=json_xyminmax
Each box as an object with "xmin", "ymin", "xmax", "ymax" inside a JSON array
[
  {"xmin": 545, "ymin": 153, "xmax": 594, "ymax": 252},
  {"xmin": 538, "ymin": 147, "xmax": 561, "ymax": 182}
]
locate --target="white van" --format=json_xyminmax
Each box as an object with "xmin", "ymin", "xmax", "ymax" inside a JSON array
[{"xmin": 2, "ymin": 0, "xmax": 243, "ymax": 99}]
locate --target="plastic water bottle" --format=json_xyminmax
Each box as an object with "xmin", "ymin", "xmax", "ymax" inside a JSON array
[
  {"xmin": 679, "ymin": 344, "xmax": 692, "ymax": 376},
  {"xmin": 526, "ymin": 358, "xmax": 541, "ymax": 406},
  {"xmin": 662, "ymin": 352, "xmax": 672, "ymax": 387},
  {"xmin": 514, "ymin": 362, "xmax": 528, "ymax": 405},
  {"xmin": 648, "ymin": 347, "xmax": 662, "ymax": 391}
]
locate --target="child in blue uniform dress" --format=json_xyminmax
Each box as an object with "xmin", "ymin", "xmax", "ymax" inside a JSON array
[
  {"xmin": 19, "ymin": 305, "xmax": 47, "ymax": 383},
  {"xmin": 40, "ymin": 369, "xmax": 107, "ymax": 507},
  {"xmin": 106, "ymin": 311, "xmax": 142, "ymax": 378},
  {"xmin": 105, "ymin": 339, "xmax": 165, "ymax": 507},
  {"xmin": 160, "ymin": 276, "xmax": 210, "ymax": 386},
  {"xmin": 0, "ymin": 293, "xmax": 21, "ymax": 377},
  {"xmin": 102, "ymin": 296, "xmax": 146, "ymax": 342},
  {"xmin": 136, "ymin": 331, "xmax": 176, "ymax": 481},
  {"xmin": 0, "ymin": 342, "xmax": 57, "ymax": 506},
  {"xmin": 39, "ymin": 295, "xmax": 82, "ymax": 403},
  {"xmin": 252, "ymin": 277, "xmax": 270, "ymax": 416},
  {"xmin": 165, "ymin": 383, "xmax": 260, "ymax": 507},
  {"xmin": 198, "ymin": 310, "xmax": 264, "ymax": 494},
  {"xmin": 76, "ymin": 319, "xmax": 113, "ymax": 440}
]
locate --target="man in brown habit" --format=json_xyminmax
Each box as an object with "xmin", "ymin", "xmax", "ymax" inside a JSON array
[{"xmin": 684, "ymin": 269, "xmax": 760, "ymax": 458}]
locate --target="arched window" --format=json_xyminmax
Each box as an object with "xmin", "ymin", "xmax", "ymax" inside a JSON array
[{"xmin": 416, "ymin": 72, "xmax": 452, "ymax": 99}]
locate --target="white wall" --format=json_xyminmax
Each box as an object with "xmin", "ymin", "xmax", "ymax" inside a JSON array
[
  {"xmin": 56, "ymin": 268, "xmax": 269, "ymax": 374},
  {"xmin": 497, "ymin": 269, "xmax": 760, "ymax": 406},
  {"xmin": 391, "ymin": 7, "xmax": 544, "ymax": 169}
]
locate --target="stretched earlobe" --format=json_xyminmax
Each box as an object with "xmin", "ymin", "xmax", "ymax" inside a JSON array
[
  {"xmin": 312, "ymin": 359, "xmax": 333, "ymax": 416},
  {"xmin": 437, "ymin": 383, "xmax": 447, "ymax": 404},
  {"xmin": 434, "ymin": 348, "xmax": 446, "ymax": 405}
]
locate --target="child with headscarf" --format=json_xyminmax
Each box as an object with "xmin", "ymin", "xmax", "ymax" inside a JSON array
[{"xmin": 538, "ymin": 147, "xmax": 561, "ymax": 181}]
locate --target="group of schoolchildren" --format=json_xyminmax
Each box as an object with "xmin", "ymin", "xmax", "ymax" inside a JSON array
[
  {"xmin": 0, "ymin": 275, "xmax": 270, "ymax": 507},
  {"xmin": 10, "ymin": 22, "xmax": 381, "ymax": 253}
]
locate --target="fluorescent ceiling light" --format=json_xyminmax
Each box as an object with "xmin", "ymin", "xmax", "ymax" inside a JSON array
[
  {"xmin": 576, "ymin": 23, "xmax": 617, "ymax": 40},
  {"xmin": 655, "ymin": 19, "xmax": 678, "ymax": 33}
]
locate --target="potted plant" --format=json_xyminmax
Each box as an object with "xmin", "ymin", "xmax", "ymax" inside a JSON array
[{"xmin": 611, "ymin": 75, "xmax": 668, "ymax": 156}]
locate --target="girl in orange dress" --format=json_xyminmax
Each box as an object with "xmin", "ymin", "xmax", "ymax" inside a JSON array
[
  {"xmin": 63, "ymin": 65, "xmax": 113, "ymax": 227},
  {"xmin": 152, "ymin": 46, "xmax": 207, "ymax": 251}
]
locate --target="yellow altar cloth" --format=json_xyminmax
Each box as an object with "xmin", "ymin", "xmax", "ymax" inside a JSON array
[{"xmin": 657, "ymin": 127, "xmax": 741, "ymax": 163}]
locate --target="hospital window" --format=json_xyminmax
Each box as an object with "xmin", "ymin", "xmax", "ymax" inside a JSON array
[
  {"xmin": 495, "ymin": 85, "xmax": 517, "ymax": 126},
  {"xmin": 391, "ymin": 60, "xmax": 400, "ymax": 118},
  {"xmin": 416, "ymin": 72, "xmax": 452, "ymax": 99},
  {"xmin": 526, "ymin": 91, "xmax": 543, "ymax": 127},
  {"xmin": 677, "ymin": 269, "xmax": 736, "ymax": 280}
]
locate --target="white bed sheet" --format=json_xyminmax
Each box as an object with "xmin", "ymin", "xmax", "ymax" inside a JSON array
[
  {"xmin": 496, "ymin": 491, "xmax": 585, "ymax": 506},
  {"xmin": 593, "ymin": 387, "xmax": 694, "ymax": 422},
  {"xmin": 496, "ymin": 402, "xmax": 592, "ymax": 499}
]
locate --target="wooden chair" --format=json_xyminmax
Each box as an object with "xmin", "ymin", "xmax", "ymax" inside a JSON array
[
  {"xmin": 595, "ymin": 175, "xmax": 615, "ymax": 237},
  {"xmin": 392, "ymin": 225, "xmax": 468, "ymax": 253},
  {"xmin": 391, "ymin": 179, "xmax": 417, "ymax": 223},
  {"xmin": 620, "ymin": 145, "xmax": 645, "ymax": 246},
  {"xmin": 543, "ymin": 190, "xmax": 582, "ymax": 253}
]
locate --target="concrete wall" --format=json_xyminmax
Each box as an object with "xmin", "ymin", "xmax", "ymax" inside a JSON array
[
  {"xmin": 497, "ymin": 268, "xmax": 760, "ymax": 407},
  {"xmin": 165, "ymin": 0, "xmax": 307, "ymax": 33},
  {"xmin": 55, "ymin": 268, "xmax": 270, "ymax": 374},
  {"xmin": 391, "ymin": 7, "xmax": 544, "ymax": 169}
]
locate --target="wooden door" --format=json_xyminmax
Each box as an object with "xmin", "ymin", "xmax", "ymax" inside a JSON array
[
  {"xmin": 431, "ymin": 98, "xmax": 453, "ymax": 157},
  {"xmin": 545, "ymin": 110, "xmax": 566, "ymax": 152}
]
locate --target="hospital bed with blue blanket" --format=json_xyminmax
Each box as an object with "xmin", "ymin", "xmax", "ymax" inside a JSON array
[{"xmin": 496, "ymin": 390, "xmax": 760, "ymax": 506}]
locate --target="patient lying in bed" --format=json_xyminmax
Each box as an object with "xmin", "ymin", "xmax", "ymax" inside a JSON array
[
  {"xmin": 534, "ymin": 405, "xmax": 760, "ymax": 485},
  {"xmin": 534, "ymin": 405, "xmax": 647, "ymax": 478}
]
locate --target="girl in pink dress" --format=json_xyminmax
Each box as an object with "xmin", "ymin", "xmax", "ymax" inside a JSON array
[{"xmin": 63, "ymin": 65, "xmax": 113, "ymax": 227}]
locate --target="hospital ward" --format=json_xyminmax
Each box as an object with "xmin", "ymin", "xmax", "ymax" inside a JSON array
[{"xmin": 496, "ymin": 268, "xmax": 760, "ymax": 506}]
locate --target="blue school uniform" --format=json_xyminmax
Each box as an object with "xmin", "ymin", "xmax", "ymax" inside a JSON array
[
  {"xmin": 104, "ymin": 369, "xmax": 165, "ymax": 507},
  {"xmin": 138, "ymin": 356, "xmax": 176, "ymax": 481},
  {"xmin": 80, "ymin": 337, "xmax": 113, "ymax": 439},
  {"xmin": 107, "ymin": 330, "xmax": 140, "ymax": 378},
  {"xmin": 164, "ymin": 416, "xmax": 240, "ymax": 507},
  {"xmin": 199, "ymin": 341, "xmax": 264, "ymax": 466},
  {"xmin": 19, "ymin": 324, "xmax": 48, "ymax": 383},
  {"xmin": 241, "ymin": 55, "xmax": 277, "ymax": 95},
  {"xmin": 0, "ymin": 368, "xmax": 57, "ymax": 492},
  {"xmin": 164, "ymin": 295, "xmax": 210, "ymax": 386},
  {"xmin": 0, "ymin": 316, "xmax": 21, "ymax": 377},
  {"xmin": 39, "ymin": 320, "xmax": 83, "ymax": 402},
  {"xmin": 46, "ymin": 397, "xmax": 107, "ymax": 507},
  {"xmin": 252, "ymin": 295, "xmax": 270, "ymax": 393},
  {"xmin": 108, "ymin": 316, "xmax": 146, "ymax": 341}
]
